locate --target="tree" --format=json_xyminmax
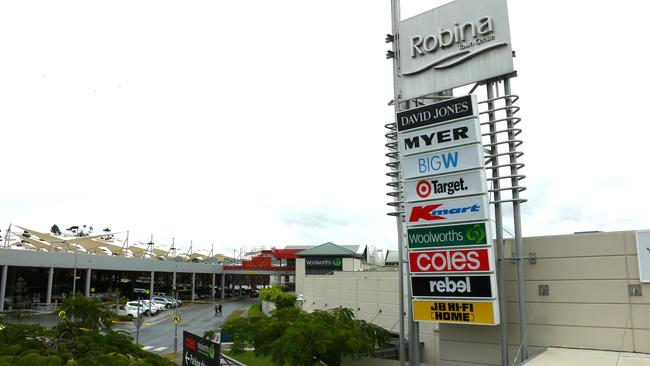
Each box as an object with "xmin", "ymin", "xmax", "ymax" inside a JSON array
[
  {"xmin": 12, "ymin": 277, "xmax": 30, "ymax": 317},
  {"xmin": 59, "ymin": 293, "xmax": 116, "ymax": 331},
  {"xmin": 222, "ymin": 307, "xmax": 392, "ymax": 366},
  {"xmin": 50, "ymin": 224, "xmax": 61, "ymax": 236}
]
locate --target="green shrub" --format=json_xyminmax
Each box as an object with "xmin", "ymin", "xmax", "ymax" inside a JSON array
[
  {"xmin": 0, "ymin": 322, "xmax": 175, "ymax": 366},
  {"xmin": 258, "ymin": 286, "xmax": 295, "ymax": 309}
]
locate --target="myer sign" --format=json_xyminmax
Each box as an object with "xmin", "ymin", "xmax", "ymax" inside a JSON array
[{"xmin": 399, "ymin": 0, "xmax": 514, "ymax": 100}]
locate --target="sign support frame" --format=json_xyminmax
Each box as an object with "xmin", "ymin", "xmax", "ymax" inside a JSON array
[
  {"xmin": 486, "ymin": 81, "xmax": 509, "ymax": 366},
  {"xmin": 388, "ymin": 1, "xmax": 406, "ymax": 365}
]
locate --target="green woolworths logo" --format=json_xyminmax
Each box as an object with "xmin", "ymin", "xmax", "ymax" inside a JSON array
[
  {"xmin": 332, "ymin": 258, "xmax": 342, "ymax": 267},
  {"xmin": 407, "ymin": 223, "xmax": 487, "ymax": 249}
]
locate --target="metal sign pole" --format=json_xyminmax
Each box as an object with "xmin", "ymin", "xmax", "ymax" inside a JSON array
[
  {"xmin": 504, "ymin": 78, "xmax": 528, "ymax": 363},
  {"xmin": 174, "ymin": 288, "xmax": 179, "ymax": 354},
  {"xmin": 136, "ymin": 294, "xmax": 141, "ymax": 344},
  {"xmin": 485, "ymin": 81, "xmax": 509, "ymax": 366}
]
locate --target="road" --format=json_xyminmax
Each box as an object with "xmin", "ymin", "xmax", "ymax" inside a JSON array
[{"xmin": 115, "ymin": 298, "xmax": 258, "ymax": 354}]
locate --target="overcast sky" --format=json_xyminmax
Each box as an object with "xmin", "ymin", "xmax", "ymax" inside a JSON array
[{"xmin": 1, "ymin": 1, "xmax": 648, "ymax": 255}]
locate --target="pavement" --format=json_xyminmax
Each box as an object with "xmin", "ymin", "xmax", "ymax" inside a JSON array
[{"xmin": 523, "ymin": 348, "xmax": 650, "ymax": 366}]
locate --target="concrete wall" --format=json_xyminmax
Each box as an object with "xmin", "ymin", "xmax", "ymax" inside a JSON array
[
  {"xmin": 295, "ymin": 258, "xmax": 306, "ymax": 294},
  {"xmin": 438, "ymin": 230, "xmax": 649, "ymax": 366},
  {"xmin": 343, "ymin": 258, "xmax": 361, "ymax": 272}
]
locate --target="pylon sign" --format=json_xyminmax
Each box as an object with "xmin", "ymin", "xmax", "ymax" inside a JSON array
[{"xmin": 399, "ymin": 95, "xmax": 499, "ymax": 325}]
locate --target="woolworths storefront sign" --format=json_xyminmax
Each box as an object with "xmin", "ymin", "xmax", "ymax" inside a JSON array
[
  {"xmin": 407, "ymin": 223, "xmax": 489, "ymax": 249},
  {"xmin": 305, "ymin": 257, "xmax": 343, "ymax": 274}
]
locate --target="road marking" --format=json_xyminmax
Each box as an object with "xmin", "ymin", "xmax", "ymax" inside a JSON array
[
  {"xmin": 142, "ymin": 346, "xmax": 154, "ymax": 350},
  {"xmin": 153, "ymin": 347, "xmax": 168, "ymax": 352}
]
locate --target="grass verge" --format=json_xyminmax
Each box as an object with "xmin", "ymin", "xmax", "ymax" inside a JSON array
[
  {"xmin": 226, "ymin": 309, "xmax": 244, "ymax": 322},
  {"xmin": 247, "ymin": 301, "xmax": 264, "ymax": 318}
]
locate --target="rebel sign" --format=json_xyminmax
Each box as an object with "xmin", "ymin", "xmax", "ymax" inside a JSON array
[{"xmin": 409, "ymin": 248, "xmax": 491, "ymax": 273}]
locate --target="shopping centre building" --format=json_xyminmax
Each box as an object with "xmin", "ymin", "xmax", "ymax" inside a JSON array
[{"xmin": 295, "ymin": 230, "xmax": 650, "ymax": 366}]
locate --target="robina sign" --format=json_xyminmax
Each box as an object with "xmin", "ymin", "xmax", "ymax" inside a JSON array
[
  {"xmin": 396, "ymin": 95, "xmax": 475, "ymax": 133},
  {"xmin": 398, "ymin": 0, "xmax": 514, "ymax": 100},
  {"xmin": 409, "ymin": 248, "xmax": 492, "ymax": 273}
]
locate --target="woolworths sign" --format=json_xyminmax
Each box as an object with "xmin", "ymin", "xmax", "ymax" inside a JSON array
[
  {"xmin": 407, "ymin": 223, "xmax": 488, "ymax": 249},
  {"xmin": 305, "ymin": 257, "xmax": 343, "ymax": 274}
]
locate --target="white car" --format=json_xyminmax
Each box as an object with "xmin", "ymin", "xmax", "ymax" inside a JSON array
[
  {"xmin": 140, "ymin": 299, "xmax": 165, "ymax": 312},
  {"xmin": 126, "ymin": 301, "xmax": 157, "ymax": 316},
  {"xmin": 152, "ymin": 297, "xmax": 176, "ymax": 309},
  {"xmin": 113, "ymin": 305, "xmax": 139, "ymax": 320}
]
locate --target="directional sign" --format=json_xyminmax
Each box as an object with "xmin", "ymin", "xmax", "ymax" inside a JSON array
[
  {"xmin": 172, "ymin": 314, "xmax": 181, "ymax": 325},
  {"xmin": 58, "ymin": 310, "xmax": 66, "ymax": 319},
  {"xmin": 412, "ymin": 299, "xmax": 499, "ymax": 325},
  {"xmin": 183, "ymin": 331, "xmax": 220, "ymax": 366}
]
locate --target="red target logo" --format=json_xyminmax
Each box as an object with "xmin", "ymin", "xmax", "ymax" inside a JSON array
[{"xmin": 416, "ymin": 180, "xmax": 432, "ymax": 198}]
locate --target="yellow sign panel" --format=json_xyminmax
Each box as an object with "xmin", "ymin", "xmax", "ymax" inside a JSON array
[
  {"xmin": 172, "ymin": 314, "xmax": 181, "ymax": 325},
  {"xmin": 412, "ymin": 299, "xmax": 498, "ymax": 325}
]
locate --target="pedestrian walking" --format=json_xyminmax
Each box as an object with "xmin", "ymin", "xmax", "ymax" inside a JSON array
[
  {"xmin": 218, "ymin": 304, "xmax": 223, "ymax": 316},
  {"xmin": 215, "ymin": 303, "xmax": 220, "ymax": 317}
]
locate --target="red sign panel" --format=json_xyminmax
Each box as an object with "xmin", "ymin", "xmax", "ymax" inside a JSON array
[{"xmin": 409, "ymin": 248, "xmax": 490, "ymax": 273}]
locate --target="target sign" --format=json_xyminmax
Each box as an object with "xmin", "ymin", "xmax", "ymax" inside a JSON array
[
  {"xmin": 403, "ymin": 170, "xmax": 487, "ymax": 203},
  {"xmin": 416, "ymin": 180, "xmax": 432, "ymax": 198}
]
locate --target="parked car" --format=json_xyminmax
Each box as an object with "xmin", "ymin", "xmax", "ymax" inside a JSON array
[
  {"xmin": 139, "ymin": 300, "xmax": 164, "ymax": 313},
  {"xmin": 162, "ymin": 296, "xmax": 182, "ymax": 306},
  {"xmin": 112, "ymin": 305, "xmax": 139, "ymax": 320},
  {"xmin": 152, "ymin": 297, "xmax": 176, "ymax": 309},
  {"xmin": 126, "ymin": 301, "xmax": 156, "ymax": 316}
]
